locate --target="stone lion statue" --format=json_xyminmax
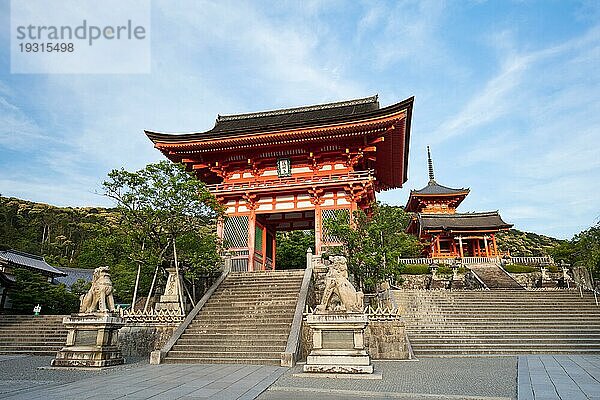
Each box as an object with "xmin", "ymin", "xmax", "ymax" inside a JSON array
[
  {"xmin": 79, "ymin": 266, "xmax": 116, "ymax": 313},
  {"xmin": 316, "ymin": 256, "xmax": 364, "ymax": 313}
]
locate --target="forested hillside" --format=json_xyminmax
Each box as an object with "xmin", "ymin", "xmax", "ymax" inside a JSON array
[
  {"xmin": 0, "ymin": 196, "xmax": 124, "ymax": 269},
  {"xmin": 1, "ymin": 196, "xmax": 566, "ymax": 266},
  {"xmin": 495, "ymin": 229, "xmax": 564, "ymax": 257}
]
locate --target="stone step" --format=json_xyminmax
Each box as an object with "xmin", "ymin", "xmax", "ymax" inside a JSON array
[
  {"xmin": 413, "ymin": 349, "xmax": 600, "ymax": 356},
  {"xmin": 411, "ymin": 342, "xmax": 600, "ymax": 350},
  {"xmin": 182, "ymin": 327, "xmax": 290, "ymax": 335},
  {"xmin": 409, "ymin": 337, "xmax": 600, "ymax": 344},
  {"xmin": 0, "ymin": 349, "xmax": 61, "ymax": 355},
  {"xmin": 164, "ymin": 356, "xmax": 280, "ymax": 365},
  {"xmin": 190, "ymin": 314, "xmax": 293, "ymax": 326},
  {"xmin": 177, "ymin": 336, "xmax": 288, "ymax": 344},
  {"xmin": 164, "ymin": 270, "xmax": 303, "ymax": 365},
  {"xmin": 408, "ymin": 328, "xmax": 600, "ymax": 335},
  {"xmin": 167, "ymin": 350, "xmax": 282, "ymax": 359},
  {"xmin": 171, "ymin": 344, "xmax": 286, "ymax": 353}
]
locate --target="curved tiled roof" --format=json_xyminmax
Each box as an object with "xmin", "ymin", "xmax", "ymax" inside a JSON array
[
  {"xmin": 0, "ymin": 250, "xmax": 66, "ymax": 277},
  {"xmin": 411, "ymin": 179, "xmax": 469, "ymax": 196},
  {"xmin": 418, "ymin": 211, "xmax": 512, "ymax": 232},
  {"xmin": 145, "ymin": 95, "xmax": 414, "ymax": 143},
  {"xmin": 55, "ymin": 267, "xmax": 94, "ymax": 288}
]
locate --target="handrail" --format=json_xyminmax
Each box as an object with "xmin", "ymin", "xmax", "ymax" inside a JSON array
[
  {"xmin": 470, "ymin": 270, "xmax": 489, "ymax": 290},
  {"xmin": 281, "ymin": 262, "xmax": 313, "ymax": 367},
  {"xmin": 149, "ymin": 259, "xmax": 230, "ymax": 365},
  {"xmin": 206, "ymin": 170, "xmax": 374, "ymax": 193}
]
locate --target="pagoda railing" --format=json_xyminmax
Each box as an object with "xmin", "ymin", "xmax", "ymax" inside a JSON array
[
  {"xmin": 206, "ymin": 170, "xmax": 374, "ymax": 194},
  {"xmin": 399, "ymin": 256, "xmax": 554, "ymax": 266}
]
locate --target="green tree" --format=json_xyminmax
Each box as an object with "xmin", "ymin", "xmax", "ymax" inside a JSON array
[
  {"xmin": 276, "ymin": 230, "xmax": 315, "ymax": 270},
  {"xmin": 102, "ymin": 161, "xmax": 224, "ymax": 304},
  {"xmin": 324, "ymin": 203, "xmax": 422, "ymax": 292},
  {"xmin": 552, "ymin": 221, "xmax": 600, "ymax": 280},
  {"xmin": 10, "ymin": 268, "xmax": 79, "ymax": 314}
]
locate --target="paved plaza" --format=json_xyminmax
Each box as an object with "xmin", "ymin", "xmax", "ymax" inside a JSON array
[{"xmin": 0, "ymin": 355, "xmax": 599, "ymax": 399}]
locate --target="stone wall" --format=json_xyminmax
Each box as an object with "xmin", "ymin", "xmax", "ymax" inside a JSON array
[
  {"xmin": 398, "ymin": 274, "xmax": 431, "ymax": 290},
  {"xmin": 299, "ymin": 319, "xmax": 408, "ymax": 360},
  {"xmin": 118, "ymin": 324, "xmax": 177, "ymax": 357}
]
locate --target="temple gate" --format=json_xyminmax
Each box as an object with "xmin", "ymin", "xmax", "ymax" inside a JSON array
[{"xmin": 146, "ymin": 95, "xmax": 414, "ymax": 271}]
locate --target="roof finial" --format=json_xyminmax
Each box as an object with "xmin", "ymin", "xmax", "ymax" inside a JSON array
[{"xmin": 427, "ymin": 146, "xmax": 435, "ymax": 182}]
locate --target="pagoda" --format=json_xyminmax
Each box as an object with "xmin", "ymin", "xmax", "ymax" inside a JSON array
[
  {"xmin": 146, "ymin": 95, "xmax": 414, "ymax": 271},
  {"xmin": 406, "ymin": 147, "xmax": 512, "ymax": 258}
]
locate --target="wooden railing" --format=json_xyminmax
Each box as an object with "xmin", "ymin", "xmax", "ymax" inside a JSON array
[{"xmin": 206, "ymin": 170, "xmax": 374, "ymax": 193}]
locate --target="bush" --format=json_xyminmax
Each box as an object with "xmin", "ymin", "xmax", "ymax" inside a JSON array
[
  {"xmin": 399, "ymin": 264, "xmax": 430, "ymax": 275},
  {"xmin": 504, "ymin": 264, "xmax": 538, "ymax": 273},
  {"xmin": 436, "ymin": 266, "xmax": 452, "ymax": 275},
  {"xmin": 547, "ymin": 264, "xmax": 559, "ymax": 273},
  {"xmin": 10, "ymin": 268, "xmax": 79, "ymax": 314}
]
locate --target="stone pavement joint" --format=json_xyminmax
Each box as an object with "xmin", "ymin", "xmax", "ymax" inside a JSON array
[{"xmin": 518, "ymin": 355, "xmax": 600, "ymax": 400}]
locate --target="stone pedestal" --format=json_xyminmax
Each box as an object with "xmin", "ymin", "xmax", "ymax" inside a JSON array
[
  {"xmin": 51, "ymin": 313, "xmax": 125, "ymax": 367},
  {"xmin": 154, "ymin": 268, "xmax": 185, "ymax": 313},
  {"xmin": 304, "ymin": 313, "xmax": 373, "ymax": 374}
]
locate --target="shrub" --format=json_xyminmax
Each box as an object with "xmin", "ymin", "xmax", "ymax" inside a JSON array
[
  {"xmin": 457, "ymin": 266, "xmax": 469, "ymax": 274},
  {"xmin": 504, "ymin": 263, "xmax": 538, "ymax": 273},
  {"xmin": 436, "ymin": 266, "xmax": 452, "ymax": 275},
  {"xmin": 547, "ymin": 264, "xmax": 559, "ymax": 273},
  {"xmin": 399, "ymin": 264, "xmax": 430, "ymax": 275}
]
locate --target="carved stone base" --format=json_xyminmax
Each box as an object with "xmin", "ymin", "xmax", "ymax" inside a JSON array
[
  {"xmin": 303, "ymin": 313, "xmax": 373, "ymax": 374},
  {"xmin": 51, "ymin": 313, "xmax": 125, "ymax": 368}
]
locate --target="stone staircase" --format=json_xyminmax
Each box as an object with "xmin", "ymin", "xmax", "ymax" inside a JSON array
[
  {"xmin": 0, "ymin": 315, "xmax": 67, "ymax": 355},
  {"xmin": 469, "ymin": 263, "xmax": 523, "ymax": 289},
  {"xmin": 164, "ymin": 270, "xmax": 304, "ymax": 365},
  {"xmin": 394, "ymin": 289, "xmax": 600, "ymax": 356}
]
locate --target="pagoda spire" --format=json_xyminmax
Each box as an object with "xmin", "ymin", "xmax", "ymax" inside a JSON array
[{"xmin": 427, "ymin": 146, "xmax": 435, "ymax": 182}]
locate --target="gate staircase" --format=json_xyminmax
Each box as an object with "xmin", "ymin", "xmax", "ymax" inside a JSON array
[
  {"xmin": 394, "ymin": 289, "xmax": 600, "ymax": 356},
  {"xmin": 163, "ymin": 270, "xmax": 304, "ymax": 365},
  {"xmin": 469, "ymin": 263, "xmax": 523, "ymax": 289},
  {"xmin": 0, "ymin": 315, "xmax": 67, "ymax": 355}
]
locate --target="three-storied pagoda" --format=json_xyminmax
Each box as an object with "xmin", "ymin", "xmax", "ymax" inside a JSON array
[
  {"xmin": 146, "ymin": 95, "xmax": 414, "ymax": 271},
  {"xmin": 406, "ymin": 147, "xmax": 512, "ymax": 258}
]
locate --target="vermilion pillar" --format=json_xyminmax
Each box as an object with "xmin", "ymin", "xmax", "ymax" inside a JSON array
[{"xmin": 247, "ymin": 209, "xmax": 256, "ymax": 272}]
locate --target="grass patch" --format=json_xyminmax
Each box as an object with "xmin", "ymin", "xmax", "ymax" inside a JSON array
[
  {"xmin": 504, "ymin": 263, "xmax": 538, "ymax": 273},
  {"xmin": 400, "ymin": 264, "xmax": 430, "ymax": 275}
]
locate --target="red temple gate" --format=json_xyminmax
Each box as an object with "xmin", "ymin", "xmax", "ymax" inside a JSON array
[{"xmin": 146, "ymin": 95, "xmax": 414, "ymax": 271}]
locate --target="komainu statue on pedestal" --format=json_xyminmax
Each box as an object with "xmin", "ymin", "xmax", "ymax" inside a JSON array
[
  {"xmin": 79, "ymin": 266, "xmax": 116, "ymax": 313},
  {"xmin": 316, "ymin": 256, "xmax": 364, "ymax": 313}
]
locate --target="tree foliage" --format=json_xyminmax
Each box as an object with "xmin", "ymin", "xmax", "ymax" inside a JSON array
[
  {"xmin": 102, "ymin": 161, "xmax": 224, "ymax": 302},
  {"xmin": 10, "ymin": 268, "xmax": 79, "ymax": 315},
  {"xmin": 551, "ymin": 221, "xmax": 600, "ymax": 279},
  {"xmin": 275, "ymin": 230, "xmax": 315, "ymax": 270},
  {"xmin": 324, "ymin": 203, "xmax": 422, "ymax": 292}
]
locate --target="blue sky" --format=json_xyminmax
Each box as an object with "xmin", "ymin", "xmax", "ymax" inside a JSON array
[{"xmin": 0, "ymin": 0, "xmax": 598, "ymax": 239}]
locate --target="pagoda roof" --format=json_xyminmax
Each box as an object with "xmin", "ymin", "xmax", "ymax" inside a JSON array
[
  {"xmin": 410, "ymin": 180, "xmax": 469, "ymax": 196},
  {"xmin": 417, "ymin": 211, "xmax": 512, "ymax": 232}
]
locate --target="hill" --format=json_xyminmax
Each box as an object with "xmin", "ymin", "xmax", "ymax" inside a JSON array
[
  {"xmin": 495, "ymin": 229, "xmax": 564, "ymax": 257},
  {"xmin": 0, "ymin": 196, "xmax": 122, "ymax": 269}
]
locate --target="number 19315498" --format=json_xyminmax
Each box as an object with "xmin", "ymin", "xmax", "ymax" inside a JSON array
[{"xmin": 19, "ymin": 42, "xmax": 74, "ymax": 52}]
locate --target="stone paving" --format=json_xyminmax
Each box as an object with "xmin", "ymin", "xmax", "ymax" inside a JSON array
[
  {"xmin": 1, "ymin": 355, "xmax": 600, "ymax": 399},
  {"xmin": 260, "ymin": 358, "xmax": 517, "ymax": 400},
  {"xmin": 0, "ymin": 356, "xmax": 285, "ymax": 400},
  {"xmin": 518, "ymin": 355, "xmax": 600, "ymax": 400}
]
